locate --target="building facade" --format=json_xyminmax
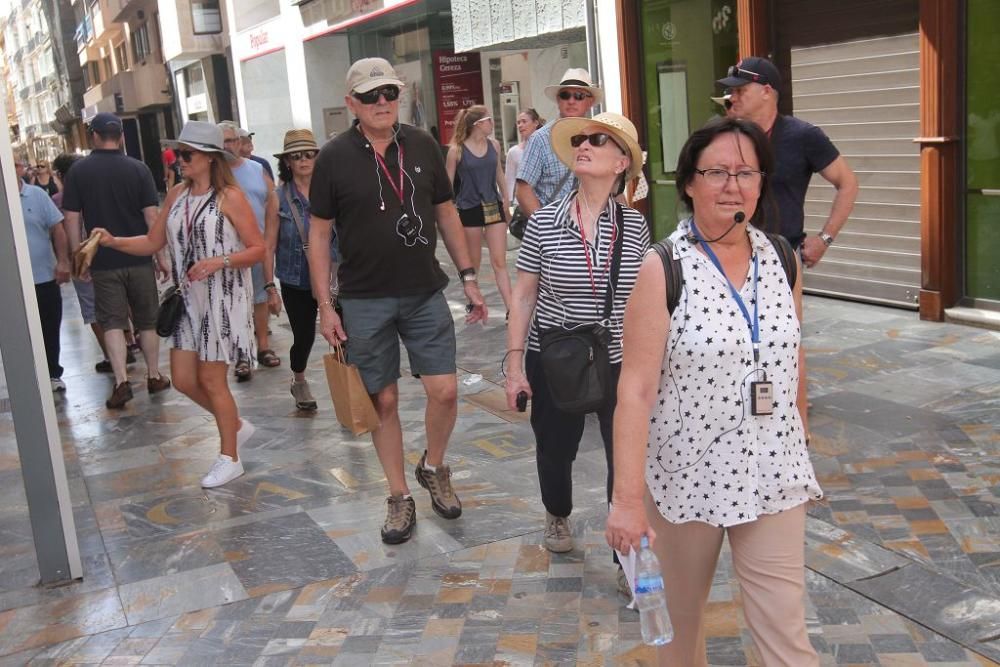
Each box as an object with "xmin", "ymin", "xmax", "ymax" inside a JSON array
[
  {"xmin": 2, "ymin": 0, "xmax": 86, "ymax": 161},
  {"xmin": 75, "ymin": 0, "xmax": 174, "ymax": 186},
  {"xmin": 612, "ymin": 0, "xmax": 999, "ymax": 323}
]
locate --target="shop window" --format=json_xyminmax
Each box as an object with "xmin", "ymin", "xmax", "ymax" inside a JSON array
[
  {"xmin": 132, "ymin": 22, "xmax": 151, "ymax": 63},
  {"xmin": 192, "ymin": 1, "xmax": 222, "ymax": 34},
  {"xmin": 183, "ymin": 62, "xmax": 206, "ymax": 97}
]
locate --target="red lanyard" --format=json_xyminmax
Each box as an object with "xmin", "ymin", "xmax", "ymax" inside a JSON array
[
  {"xmin": 575, "ymin": 198, "xmax": 617, "ymax": 299},
  {"xmin": 373, "ymin": 143, "xmax": 405, "ymax": 205}
]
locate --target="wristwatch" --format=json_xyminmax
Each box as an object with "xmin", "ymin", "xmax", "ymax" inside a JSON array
[
  {"xmin": 818, "ymin": 232, "xmax": 835, "ymax": 247},
  {"xmin": 458, "ymin": 267, "xmax": 477, "ymax": 283},
  {"xmin": 222, "ymin": 254, "xmax": 231, "ymax": 268}
]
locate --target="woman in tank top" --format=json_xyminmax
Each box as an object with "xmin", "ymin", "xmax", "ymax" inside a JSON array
[
  {"xmin": 606, "ymin": 117, "xmax": 821, "ymax": 666},
  {"xmin": 446, "ymin": 104, "xmax": 512, "ymax": 316}
]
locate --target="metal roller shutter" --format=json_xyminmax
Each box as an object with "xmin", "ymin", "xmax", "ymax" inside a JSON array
[{"xmin": 791, "ymin": 33, "xmax": 921, "ymax": 308}]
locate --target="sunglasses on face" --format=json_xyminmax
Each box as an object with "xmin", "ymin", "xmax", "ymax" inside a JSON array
[
  {"xmin": 352, "ymin": 85, "xmax": 400, "ymax": 105},
  {"xmin": 558, "ymin": 90, "xmax": 592, "ymax": 102},
  {"xmin": 177, "ymin": 149, "xmax": 199, "ymax": 162},
  {"xmin": 287, "ymin": 150, "xmax": 318, "ymax": 161},
  {"xmin": 474, "ymin": 116, "xmax": 493, "ymax": 124},
  {"xmin": 569, "ymin": 132, "xmax": 623, "ymax": 152}
]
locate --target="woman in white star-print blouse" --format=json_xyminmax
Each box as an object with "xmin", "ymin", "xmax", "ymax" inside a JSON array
[{"xmin": 606, "ymin": 117, "xmax": 822, "ymax": 667}]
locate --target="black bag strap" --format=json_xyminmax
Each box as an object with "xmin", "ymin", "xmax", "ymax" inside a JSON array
[
  {"xmin": 764, "ymin": 231, "xmax": 798, "ymax": 291},
  {"xmin": 280, "ymin": 183, "xmax": 310, "ymax": 252},
  {"xmin": 652, "ymin": 239, "xmax": 682, "ymax": 315},
  {"xmin": 177, "ymin": 189, "xmax": 217, "ymax": 287},
  {"xmin": 653, "ymin": 231, "xmax": 797, "ymax": 315},
  {"xmin": 602, "ymin": 201, "xmax": 625, "ymax": 321}
]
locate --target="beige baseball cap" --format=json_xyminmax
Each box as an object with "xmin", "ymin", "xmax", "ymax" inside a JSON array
[{"xmin": 346, "ymin": 57, "xmax": 404, "ymax": 94}]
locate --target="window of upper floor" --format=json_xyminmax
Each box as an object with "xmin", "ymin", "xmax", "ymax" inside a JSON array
[
  {"xmin": 192, "ymin": 1, "xmax": 222, "ymax": 35},
  {"xmin": 131, "ymin": 21, "xmax": 151, "ymax": 63},
  {"xmin": 115, "ymin": 40, "xmax": 128, "ymax": 72}
]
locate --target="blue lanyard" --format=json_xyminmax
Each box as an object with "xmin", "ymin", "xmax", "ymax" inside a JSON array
[{"xmin": 691, "ymin": 220, "xmax": 761, "ymax": 363}]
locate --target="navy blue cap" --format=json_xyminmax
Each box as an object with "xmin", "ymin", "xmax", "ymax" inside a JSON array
[
  {"xmin": 88, "ymin": 112, "xmax": 123, "ymax": 132},
  {"xmin": 717, "ymin": 57, "xmax": 782, "ymax": 89}
]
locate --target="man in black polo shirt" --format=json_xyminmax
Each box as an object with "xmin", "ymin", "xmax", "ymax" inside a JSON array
[
  {"xmin": 308, "ymin": 57, "xmax": 486, "ymax": 545},
  {"xmin": 717, "ymin": 57, "xmax": 858, "ymax": 267},
  {"xmin": 63, "ymin": 113, "xmax": 171, "ymax": 409}
]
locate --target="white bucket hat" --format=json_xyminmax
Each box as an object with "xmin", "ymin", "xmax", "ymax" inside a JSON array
[
  {"xmin": 545, "ymin": 68, "xmax": 603, "ymax": 104},
  {"xmin": 162, "ymin": 121, "xmax": 237, "ymax": 160}
]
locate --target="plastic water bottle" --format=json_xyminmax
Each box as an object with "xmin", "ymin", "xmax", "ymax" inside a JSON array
[{"xmin": 635, "ymin": 535, "xmax": 674, "ymax": 646}]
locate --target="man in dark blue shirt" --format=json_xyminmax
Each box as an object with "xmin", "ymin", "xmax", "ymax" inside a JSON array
[{"xmin": 718, "ymin": 57, "xmax": 858, "ymax": 268}]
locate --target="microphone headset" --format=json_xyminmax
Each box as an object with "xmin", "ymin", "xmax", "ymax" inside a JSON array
[{"xmin": 687, "ymin": 211, "xmax": 746, "ymax": 244}]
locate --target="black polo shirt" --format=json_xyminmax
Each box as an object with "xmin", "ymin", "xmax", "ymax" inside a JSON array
[
  {"xmin": 310, "ymin": 122, "xmax": 453, "ymax": 299},
  {"xmin": 769, "ymin": 115, "xmax": 840, "ymax": 246},
  {"xmin": 61, "ymin": 149, "xmax": 159, "ymax": 271}
]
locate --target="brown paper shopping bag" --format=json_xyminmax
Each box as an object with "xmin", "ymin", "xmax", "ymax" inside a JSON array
[{"xmin": 323, "ymin": 345, "xmax": 380, "ymax": 436}]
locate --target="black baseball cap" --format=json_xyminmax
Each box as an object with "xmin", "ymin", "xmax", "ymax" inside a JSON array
[
  {"xmin": 716, "ymin": 57, "xmax": 782, "ymax": 89},
  {"xmin": 88, "ymin": 112, "xmax": 123, "ymax": 133}
]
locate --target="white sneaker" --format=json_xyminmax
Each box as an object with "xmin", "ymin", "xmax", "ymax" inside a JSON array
[
  {"xmin": 50, "ymin": 378, "xmax": 66, "ymax": 392},
  {"xmin": 236, "ymin": 419, "xmax": 256, "ymax": 448},
  {"xmin": 200, "ymin": 454, "xmax": 245, "ymax": 488}
]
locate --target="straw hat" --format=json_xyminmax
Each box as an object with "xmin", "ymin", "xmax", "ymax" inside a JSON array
[
  {"xmin": 544, "ymin": 68, "xmax": 604, "ymax": 104},
  {"xmin": 274, "ymin": 129, "xmax": 320, "ymax": 157},
  {"xmin": 162, "ymin": 121, "xmax": 236, "ymax": 160},
  {"xmin": 550, "ymin": 112, "xmax": 644, "ymax": 183}
]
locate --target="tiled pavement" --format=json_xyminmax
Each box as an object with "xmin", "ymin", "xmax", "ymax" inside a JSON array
[{"xmin": 1, "ymin": 252, "xmax": 999, "ymax": 666}]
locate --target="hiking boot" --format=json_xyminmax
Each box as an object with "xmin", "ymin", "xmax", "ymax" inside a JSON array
[
  {"xmin": 290, "ymin": 379, "xmax": 317, "ymax": 411},
  {"xmin": 544, "ymin": 511, "xmax": 573, "ymax": 553},
  {"xmin": 147, "ymin": 374, "xmax": 171, "ymax": 394},
  {"xmin": 381, "ymin": 494, "xmax": 416, "ymax": 544},
  {"xmin": 50, "ymin": 378, "xmax": 66, "ymax": 392},
  {"xmin": 200, "ymin": 454, "xmax": 245, "ymax": 488},
  {"xmin": 106, "ymin": 381, "xmax": 133, "ymax": 409},
  {"xmin": 95, "ymin": 359, "xmax": 112, "ymax": 373},
  {"xmin": 414, "ymin": 451, "xmax": 462, "ymax": 519}
]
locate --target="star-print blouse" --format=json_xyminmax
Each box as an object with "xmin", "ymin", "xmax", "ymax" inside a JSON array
[{"xmin": 646, "ymin": 220, "xmax": 822, "ymax": 527}]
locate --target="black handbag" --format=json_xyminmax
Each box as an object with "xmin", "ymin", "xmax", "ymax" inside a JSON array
[
  {"xmin": 537, "ymin": 202, "xmax": 624, "ymax": 413},
  {"xmin": 508, "ymin": 207, "xmax": 528, "ymax": 239},
  {"xmin": 156, "ymin": 191, "xmax": 216, "ymax": 338},
  {"xmin": 156, "ymin": 285, "xmax": 185, "ymax": 337}
]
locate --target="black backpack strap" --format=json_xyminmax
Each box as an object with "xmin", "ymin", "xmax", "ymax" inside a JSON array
[
  {"xmin": 651, "ymin": 239, "xmax": 682, "ymax": 315},
  {"xmin": 765, "ymin": 232, "xmax": 798, "ymax": 290}
]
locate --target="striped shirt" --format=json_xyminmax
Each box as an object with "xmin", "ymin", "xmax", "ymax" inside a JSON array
[{"xmin": 516, "ymin": 193, "xmax": 651, "ymax": 363}]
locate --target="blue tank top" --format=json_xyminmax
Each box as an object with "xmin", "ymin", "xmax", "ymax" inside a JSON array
[
  {"xmin": 232, "ymin": 159, "xmax": 268, "ymax": 230},
  {"xmin": 455, "ymin": 141, "xmax": 500, "ymax": 210}
]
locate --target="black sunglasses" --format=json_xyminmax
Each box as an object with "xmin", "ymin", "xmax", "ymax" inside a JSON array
[
  {"xmin": 287, "ymin": 150, "xmax": 318, "ymax": 161},
  {"xmin": 569, "ymin": 132, "xmax": 623, "ymax": 152},
  {"xmin": 353, "ymin": 85, "xmax": 401, "ymax": 105},
  {"xmin": 558, "ymin": 90, "xmax": 593, "ymax": 102},
  {"xmin": 177, "ymin": 149, "xmax": 198, "ymax": 162},
  {"xmin": 727, "ymin": 65, "xmax": 766, "ymax": 84}
]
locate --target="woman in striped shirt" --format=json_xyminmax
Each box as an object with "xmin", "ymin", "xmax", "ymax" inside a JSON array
[{"xmin": 504, "ymin": 112, "xmax": 650, "ymax": 583}]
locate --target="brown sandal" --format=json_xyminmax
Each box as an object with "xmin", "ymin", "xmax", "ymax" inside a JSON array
[{"xmin": 257, "ymin": 349, "xmax": 281, "ymax": 367}]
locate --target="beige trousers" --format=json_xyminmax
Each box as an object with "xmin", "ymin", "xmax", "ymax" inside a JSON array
[{"xmin": 644, "ymin": 496, "xmax": 819, "ymax": 667}]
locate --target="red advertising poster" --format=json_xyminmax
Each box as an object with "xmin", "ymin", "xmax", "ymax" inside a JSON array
[{"xmin": 432, "ymin": 50, "xmax": 484, "ymax": 145}]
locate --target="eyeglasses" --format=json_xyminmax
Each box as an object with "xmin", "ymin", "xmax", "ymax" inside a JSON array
[
  {"xmin": 287, "ymin": 150, "xmax": 318, "ymax": 161},
  {"xmin": 569, "ymin": 132, "xmax": 624, "ymax": 152},
  {"xmin": 695, "ymin": 168, "xmax": 765, "ymax": 187},
  {"xmin": 177, "ymin": 149, "xmax": 198, "ymax": 163},
  {"xmin": 727, "ymin": 65, "xmax": 766, "ymax": 84},
  {"xmin": 558, "ymin": 90, "xmax": 593, "ymax": 102},
  {"xmin": 352, "ymin": 85, "xmax": 400, "ymax": 105}
]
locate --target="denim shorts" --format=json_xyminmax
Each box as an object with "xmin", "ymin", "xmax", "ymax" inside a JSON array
[
  {"xmin": 72, "ymin": 278, "xmax": 97, "ymax": 324},
  {"xmin": 339, "ymin": 289, "xmax": 457, "ymax": 394},
  {"xmin": 251, "ymin": 263, "xmax": 268, "ymax": 305}
]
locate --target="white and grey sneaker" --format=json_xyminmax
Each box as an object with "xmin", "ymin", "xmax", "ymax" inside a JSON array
[
  {"xmin": 200, "ymin": 454, "xmax": 245, "ymax": 488},
  {"xmin": 236, "ymin": 418, "xmax": 256, "ymax": 448},
  {"xmin": 290, "ymin": 379, "xmax": 317, "ymax": 411},
  {"xmin": 50, "ymin": 378, "xmax": 66, "ymax": 392}
]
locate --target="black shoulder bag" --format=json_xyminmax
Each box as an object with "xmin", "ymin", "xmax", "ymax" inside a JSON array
[
  {"xmin": 537, "ymin": 202, "xmax": 624, "ymax": 413},
  {"xmin": 509, "ymin": 169, "xmax": 576, "ymax": 240},
  {"xmin": 156, "ymin": 191, "xmax": 216, "ymax": 337}
]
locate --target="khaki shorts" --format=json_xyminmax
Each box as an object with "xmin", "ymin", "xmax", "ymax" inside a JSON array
[{"xmin": 92, "ymin": 264, "xmax": 159, "ymax": 331}]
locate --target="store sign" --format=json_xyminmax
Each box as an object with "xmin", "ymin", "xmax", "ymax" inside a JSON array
[
  {"xmin": 432, "ymin": 51, "xmax": 483, "ymax": 145},
  {"xmin": 240, "ymin": 17, "xmax": 283, "ymax": 59}
]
